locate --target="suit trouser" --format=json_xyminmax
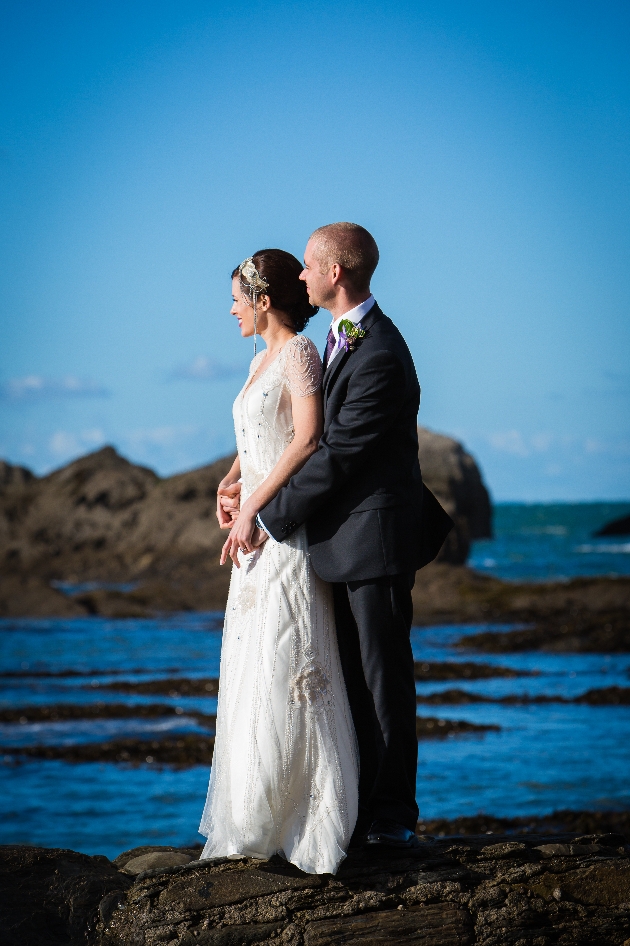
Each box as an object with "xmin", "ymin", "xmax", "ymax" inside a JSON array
[{"xmin": 332, "ymin": 571, "xmax": 418, "ymax": 832}]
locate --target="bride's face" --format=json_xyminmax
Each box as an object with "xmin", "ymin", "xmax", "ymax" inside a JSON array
[{"xmin": 231, "ymin": 277, "xmax": 255, "ymax": 337}]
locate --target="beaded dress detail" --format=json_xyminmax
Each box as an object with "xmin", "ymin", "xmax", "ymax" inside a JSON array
[{"xmin": 199, "ymin": 335, "xmax": 358, "ymax": 875}]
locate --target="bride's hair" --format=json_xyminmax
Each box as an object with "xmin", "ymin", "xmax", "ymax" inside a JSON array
[{"xmin": 232, "ymin": 249, "xmax": 318, "ymax": 332}]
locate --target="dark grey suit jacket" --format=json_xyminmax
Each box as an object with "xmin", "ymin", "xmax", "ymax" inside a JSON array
[{"xmin": 260, "ymin": 302, "xmax": 452, "ymax": 583}]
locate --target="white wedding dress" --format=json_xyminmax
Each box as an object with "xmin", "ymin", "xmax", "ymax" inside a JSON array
[{"xmin": 199, "ymin": 334, "xmax": 358, "ymax": 875}]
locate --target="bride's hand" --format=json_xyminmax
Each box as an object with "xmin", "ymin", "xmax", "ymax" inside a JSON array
[
  {"xmin": 217, "ymin": 482, "xmax": 241, "ymax": 530},
  {"xmin": 220, "ymin": 511, "xmax": 256, "ymax": 568}
]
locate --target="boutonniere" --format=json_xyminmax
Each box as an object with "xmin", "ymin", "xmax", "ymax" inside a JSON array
[{"xmin": 338, "ymin": 320, "xmax": 366, "ymax": 353}]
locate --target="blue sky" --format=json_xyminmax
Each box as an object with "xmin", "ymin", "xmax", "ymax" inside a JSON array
[{"xmin": 1, "ymin": 0, "xmax": 628, "ymax": 501}]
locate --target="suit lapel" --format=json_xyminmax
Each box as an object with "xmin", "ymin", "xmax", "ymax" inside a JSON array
[
  {"xmin": 323, "ymin": 347, "xmax": 348, "ymax": 394},
  {"xmin": 322, "ymin": 302, "xmax": 384, "ymax": 406},
  {"xmin": 322, "ymin": 351, "xmax": 348, "ymax": 409}
]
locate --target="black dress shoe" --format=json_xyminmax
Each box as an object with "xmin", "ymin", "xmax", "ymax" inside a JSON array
[{"xmin": 364, "ymin": 819, "xmax": 422, "ymax": 850}]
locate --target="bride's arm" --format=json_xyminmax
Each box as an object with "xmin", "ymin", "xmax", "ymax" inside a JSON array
[{"xmin": 220, "ymin": 391, "xmax": 323, "ymax": 566}]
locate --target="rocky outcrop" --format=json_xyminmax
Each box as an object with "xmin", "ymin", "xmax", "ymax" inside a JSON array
[
  {"xmin": 458, "ymin": 609, "xmax": 630, "ymax": 653},
  {"xmin": 595, "ymin": 513, "xmax": 630, "ymax": 537},
  {"xmin": 0, "ymin": 429, "xmax": 491, "ymax": 616},
  {"xmin": 410, "ymin": 562, "xmax": 630, "ymax": 631},
  {"xmin": 0, "ymin": 446, "xmax": 233, "ymax": 581},
  {"xmin": 417, "ymin": 427, "xmax": 492, "ymax": 564},
  {"xmin": 0, "ymin": 447, "xmax": 235, "ymax": 615},
  {"xmin": 2, "ymin": 831, "xmax": 630, "ymax": 946},
  {"xmin": 0, "ymin": 845, "xmax": 133, "ymax": 946}
]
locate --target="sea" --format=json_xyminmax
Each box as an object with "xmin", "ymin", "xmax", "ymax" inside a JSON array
[{"xmin": 1, "ymin": 501, "xmax": 629, "ymax": 859}]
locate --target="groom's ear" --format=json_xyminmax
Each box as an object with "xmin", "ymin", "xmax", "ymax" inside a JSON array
[{"xmin": 330, "ymin": 262, "xmax": 343, "ymax": 285}]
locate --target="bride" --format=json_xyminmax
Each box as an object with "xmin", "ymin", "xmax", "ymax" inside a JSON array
[{"xmin": 198, "ymin": 249, "xmax": 358, "ymax": 875}]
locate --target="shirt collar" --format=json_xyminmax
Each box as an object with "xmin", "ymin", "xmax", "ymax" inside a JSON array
[{"xmin": 331, "ymin": 295, "xmax": 375, "ymax": 342}]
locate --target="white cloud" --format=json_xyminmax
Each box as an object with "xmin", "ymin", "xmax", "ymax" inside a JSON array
[
  {"xmin": 584, "ymin": 437, "xmax": 630, "ymax": 456},
  {"xmin": 49, "ymin": 428, "xmax": 106, "ymax": 457},
  {"xmin": 170, "ymin": 356, "xmax": 243, "ymax": 382},
  {"xmin": 488, "ymin": 430, "xmax": 530, "ymax": 457},
  {"xmin": 49, "ymin": 432, "xmax": 79, "ymax": 456},
  {"xmin": 531, "ymin": 433, "xmax": 553, "ymax": 452},
  {"xmin": 1, "ymin": 375, "xmax": 110, "ymax": 401},
  {"xmin": 82, "ymin": 427, "xmax": 107, "ymax": 445},
  {"xmin": 487, "ymin": 431, "xmax": 566, "ymax": 457}
]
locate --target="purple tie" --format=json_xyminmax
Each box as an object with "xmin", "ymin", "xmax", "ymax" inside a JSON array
[{"xmin": 323, "ymin": 328, "xmax": 336, "ymax": 370}]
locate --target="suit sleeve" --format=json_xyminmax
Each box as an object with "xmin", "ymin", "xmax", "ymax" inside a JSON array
[{"xmin": 259, "ymin": 349, "xmax": 406, "ymax": 540}]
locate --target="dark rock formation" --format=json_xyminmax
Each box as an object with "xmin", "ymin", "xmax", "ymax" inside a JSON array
[
  {"xmin": 2, "ymin": 831, "xmax": 630, "ymax": 946},
  {"xmin": 2, "ymin": 733, "xmax": 217, "ymax": 766},
  {"xmin": 0, "ymin": 427, "xmax": 491, "ymax": 616},
  {"xmin": 594, "ymin": 513, "xmax": 630, "ymax": 537},
  {"xmin": 0, "ymin": 845, "xmax": 133, "ymax": 946},
  {"xmin": 415, "ymin": 717, "xmax": 499, "ymax": 738},
  {"xmin": 417, "ymin": 686, "xmax": 630, "ymax": 705},
  {"xmin": 414, "ymin": 660, "xmax": 524, "ymax": 680},
  {"xmin": 94, "ymin": 677, "xmax": 220, "ymax": 697},
  {"xmin": 0, "ymin": 702, "xmax": 215, "ymax": 724},
  {"xmin": 0, "ymin": 447, "xmax": 235, "ymax": 616},
  {"xmin": 0, "ymin": 571, "xmax": 86, "ymax": 617},
  {"xmin": 417, "ymin": 426, "xmax": 492, "ymax": 565},
  {"xmin": 410, "ymin": 562, "xmax": 630, "ymax": 631},
  {"xmin": 459, "ymin": 608, "xmax": 630, "ymax": 653},
  {"xmin": 420, "ymin": 808, "xmax": 630, "ymax": 839},
  {"xmin": 1, "ymin": 441, "xmax": 627, "ymax": 630}
]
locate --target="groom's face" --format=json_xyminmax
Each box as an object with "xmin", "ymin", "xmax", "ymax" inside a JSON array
[{"xmin": 300, "ymin": 240, "xmax": 335, "ymax": 310}]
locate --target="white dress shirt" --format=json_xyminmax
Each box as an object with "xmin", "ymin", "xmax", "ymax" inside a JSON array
[{"xmin": 326, "ymin": 294, "xmax": 375, "ymax": 367}]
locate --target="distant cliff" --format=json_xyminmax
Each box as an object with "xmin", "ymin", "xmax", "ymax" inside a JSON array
[{"xmin": 0, "ymin": 427, "xmax": 491, "ymax": 616}]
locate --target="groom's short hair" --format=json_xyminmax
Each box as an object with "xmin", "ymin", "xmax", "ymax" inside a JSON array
[{"xmin": 310, "ymin": 223, "xmax": 379, "ymax": 292}]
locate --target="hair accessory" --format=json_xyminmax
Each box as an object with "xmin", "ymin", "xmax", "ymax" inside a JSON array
[
  {"xmin": 239, "ymin": 258, "xmax": 269, "ymax": 293},
  {"xmin": 238, "ymin": 257, "xmax": 269, "ymax": 356}
]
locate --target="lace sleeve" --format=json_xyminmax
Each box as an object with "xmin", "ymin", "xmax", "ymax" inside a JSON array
[{"xmin": 284, "ymin": 335, "xmax": 323, "ymax": 397}]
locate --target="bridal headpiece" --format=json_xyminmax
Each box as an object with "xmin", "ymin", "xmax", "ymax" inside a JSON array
[{"xmin": 239, "ymin": 257, "xmax": 269, "ymax": 356}]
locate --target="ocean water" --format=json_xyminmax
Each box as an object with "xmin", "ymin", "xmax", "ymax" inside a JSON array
[
  {"xmin": 1, "ymin": 502, "xmax": 629, "ymax": 858},
  {"xmin": 469, "ymin": 501, "xmax": 630, "ymax": 581}
]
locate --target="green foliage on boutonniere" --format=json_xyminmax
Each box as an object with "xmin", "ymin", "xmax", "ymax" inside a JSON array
[{"xmin": 338, "ymin": 320, "xmax": 367, "ymax": 353}]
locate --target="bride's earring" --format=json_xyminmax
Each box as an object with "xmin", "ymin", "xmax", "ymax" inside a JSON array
[
  {"xmin": 237, "ymin": 258, "xmax": 268, "ymax": 359},
  {"xmin": 253, "ymin": 296, "xmax": 258, "ymax": 357}
]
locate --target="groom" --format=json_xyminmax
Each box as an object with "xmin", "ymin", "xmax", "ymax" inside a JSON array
[{"xmin": 256, "ymin": 223, "xmax": 452, "ymax": 849}]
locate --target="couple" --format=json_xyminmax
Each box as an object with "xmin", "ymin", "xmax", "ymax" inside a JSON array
[{"xmin": 198, "ymin": 223, "xmax": 451, "ymax": 875}]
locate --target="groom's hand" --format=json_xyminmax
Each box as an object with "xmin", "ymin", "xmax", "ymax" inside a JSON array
[{"xmin": 251, "ymin": 526, "xmax": 269, "ymax": 549}]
